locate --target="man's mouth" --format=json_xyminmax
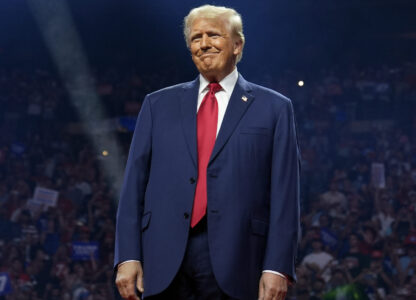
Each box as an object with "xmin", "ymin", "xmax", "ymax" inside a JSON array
[{"xmin": 199, "ymin": 52, "xmax": 218, "ymax": 59}]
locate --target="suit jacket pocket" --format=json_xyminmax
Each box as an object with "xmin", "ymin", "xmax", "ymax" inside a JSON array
[
  {"xmin": 240, "ymin": 127, "xmax": 272, "ymax": 136},
  {"xmin": 250, "ymin": 218, "xmax": 269, "ymax": 236},
  {"xmin": 141, "ymin": 212, "xmax": 151, "ymax": 232}
]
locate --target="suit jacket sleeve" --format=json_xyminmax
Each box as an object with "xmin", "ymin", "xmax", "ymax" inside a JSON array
[
  {"xmin": 114, "ymin": 96, "xmax": 152, "ymax": 268},
  {"xmin": 262, "ymin": 98, "xmax": 301, "ymax": 282}
]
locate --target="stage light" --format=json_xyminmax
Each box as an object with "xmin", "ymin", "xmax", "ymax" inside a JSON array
[
  {"xmin": 28, "ymin": 0, "xmax": 125, "ymax": 201},
  {"xmin": 298, "ymin": 80, "xmax": 304, "ymax": 87}
]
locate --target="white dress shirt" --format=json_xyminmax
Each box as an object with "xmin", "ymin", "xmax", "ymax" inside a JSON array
[
  {"xmin": 197, "ymin": 67, "xmax": 239, "ymax": 136},
  {"xmin": 119, "ymin": 68, "xmax": 287, "ymax": 281}
]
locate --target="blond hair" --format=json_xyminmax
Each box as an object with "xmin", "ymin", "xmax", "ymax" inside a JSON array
[{"xmin": 183, "ymin": 5, "xmax": 245, "ymax": 63}]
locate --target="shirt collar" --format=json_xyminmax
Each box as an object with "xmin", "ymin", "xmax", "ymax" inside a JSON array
[{"xmin": 198, "ymin": 68, "xmax": 239, "ymax": 95}]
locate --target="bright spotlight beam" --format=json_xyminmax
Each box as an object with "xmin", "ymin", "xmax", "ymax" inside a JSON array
[{"xmin": 28, "ymin": 0, "xmax": 125, "ymax": 200}]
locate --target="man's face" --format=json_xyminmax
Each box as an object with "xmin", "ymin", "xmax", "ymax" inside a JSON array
[{"xmin": 189, "ymin": 17, "xmax": 242, "ymax": 82}]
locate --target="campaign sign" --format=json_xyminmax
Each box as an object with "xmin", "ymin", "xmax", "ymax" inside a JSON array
[
  {"xmin": 0, "ymin": 273, "xmax": 12, "ymax": 296},
  {"xmin": 10, "ymin": 142, "xmax": 25, "ymax": 156},
  {"xmin": 26, "ymin": 198, "xmax": 43, "ymax": 215},
  {"xmin": 321, "ymin": 228, "xmax": 338, "ymax": 249},
  {"xmin": 33, "ymin": 187, "xmax": 59, "ymax": 208},
  {"xmin": 371, "ymin": 163, "xmax": 386, "ymax": 188},
  {"xmin": 72, "ymin": 242, "xmax": 99, "ymax": 261}
]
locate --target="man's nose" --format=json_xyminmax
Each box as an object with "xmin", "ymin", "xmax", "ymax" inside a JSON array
[{"xmin": 200, "ymin": 34, "xmax": 210, "ymax": 49}]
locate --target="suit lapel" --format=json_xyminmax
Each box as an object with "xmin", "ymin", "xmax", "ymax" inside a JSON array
[
  {"xmin": 209, "ymin": 74, "xmax": 254, "ymax": 165},
  {"xmin": 180, "ymin": 77, "xmax": 199, "ymax": 169},
  {"xmin": 180, "ymin": 75, "xmax": 254, "ymax": 168}
]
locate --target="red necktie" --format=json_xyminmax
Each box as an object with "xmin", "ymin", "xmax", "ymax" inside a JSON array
[{"xmin": 191, "ymin": 82, "xmax": 222, "ymax": 227}]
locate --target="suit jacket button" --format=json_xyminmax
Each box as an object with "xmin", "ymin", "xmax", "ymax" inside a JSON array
[
  {"xmin": 189, "ymin": 177, "xmax": 196, "ymax": 184},
  {"xmin": 184, "ymin": 212, "xmax": 190, "ymax": 219}
]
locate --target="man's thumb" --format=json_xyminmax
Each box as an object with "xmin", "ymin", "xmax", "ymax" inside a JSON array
[{"xmin": 136, "ymin": 272, "xmax": 144, "ymax": 293}]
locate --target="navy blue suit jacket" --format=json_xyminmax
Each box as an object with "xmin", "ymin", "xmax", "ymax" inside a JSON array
[{"xmin": 114, "ymin": 74, "xmax": 301, "ymax": 299}]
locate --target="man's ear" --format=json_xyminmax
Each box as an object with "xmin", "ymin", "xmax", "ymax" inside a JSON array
[{"xmin": 233, "ymin": 39, "xmax": 243, "ymax": 56}]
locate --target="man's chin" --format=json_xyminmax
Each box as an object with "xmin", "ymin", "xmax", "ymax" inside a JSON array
[
  {"xmin": 199, "ymin": 68, "xmax": 220, "ymax": 78},
  {"xmin": 200, "ymin": 60, "xmax": 217, "ymax": 70},
  {"xmin": 197, "ymin": 65, "xmax": 218, "ymax": 75}
]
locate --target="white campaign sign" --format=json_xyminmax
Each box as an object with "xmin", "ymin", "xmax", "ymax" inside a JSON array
[
  {"xmin": 32, "ymin": 187, "xmax": 59, "ymax": 207},
  {"xmin": 371, "ymin": 163, "xmax": 386, "ymax": 189}
]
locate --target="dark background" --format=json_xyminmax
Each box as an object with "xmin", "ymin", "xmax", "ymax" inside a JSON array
[{"xmin": 1, "ymin": 0, "xmax": 416, "ymax": 74}]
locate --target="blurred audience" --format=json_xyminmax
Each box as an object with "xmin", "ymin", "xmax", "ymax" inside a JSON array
[{"xmin": 0, "ymin": 62, "xmax": 415, "ymax": 299}]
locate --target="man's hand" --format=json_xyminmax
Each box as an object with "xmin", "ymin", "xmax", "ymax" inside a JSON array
[
  {"xmin": 115, "ymin": 261, "xmax": 144, "ymax": 300},
  {"xmin": 258, "ymin": 272, "xmax": 288, "ymax": 300}
]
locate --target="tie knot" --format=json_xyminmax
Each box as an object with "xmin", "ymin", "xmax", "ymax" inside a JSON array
[{"xmin": 208, "ymin": 82, "xmax": 222, "ymax": 94}]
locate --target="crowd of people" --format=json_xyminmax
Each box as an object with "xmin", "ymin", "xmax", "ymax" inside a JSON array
[{"xmin": 0, "ymin": 62, "xmax": 415, "ymax": 299}]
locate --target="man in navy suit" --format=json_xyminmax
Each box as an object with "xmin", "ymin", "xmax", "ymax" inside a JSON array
[{"xmin": 115, "ymin": 4, "xmax": 301, "ymax": 300}]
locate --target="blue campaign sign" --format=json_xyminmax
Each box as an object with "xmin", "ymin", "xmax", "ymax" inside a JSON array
[
  {"xmin": 321, "ymin": 228, "xmax": 338, "ymax": 249},
  {"xmin": 71, "ymin": 242, "xmax": 99, "ymax": 261},
  {"xmin": 10, "ymin": 142, "xmax": 26, "ymax": 156},
  {"xmin": 0, "ymin": 273, "xmax": 12, "ymax": 296}
]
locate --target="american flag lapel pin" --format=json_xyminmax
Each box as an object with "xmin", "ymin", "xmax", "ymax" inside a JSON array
[{"xmin": 241, "ymin": 95, "xmax": 248, "ymax": 102}]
